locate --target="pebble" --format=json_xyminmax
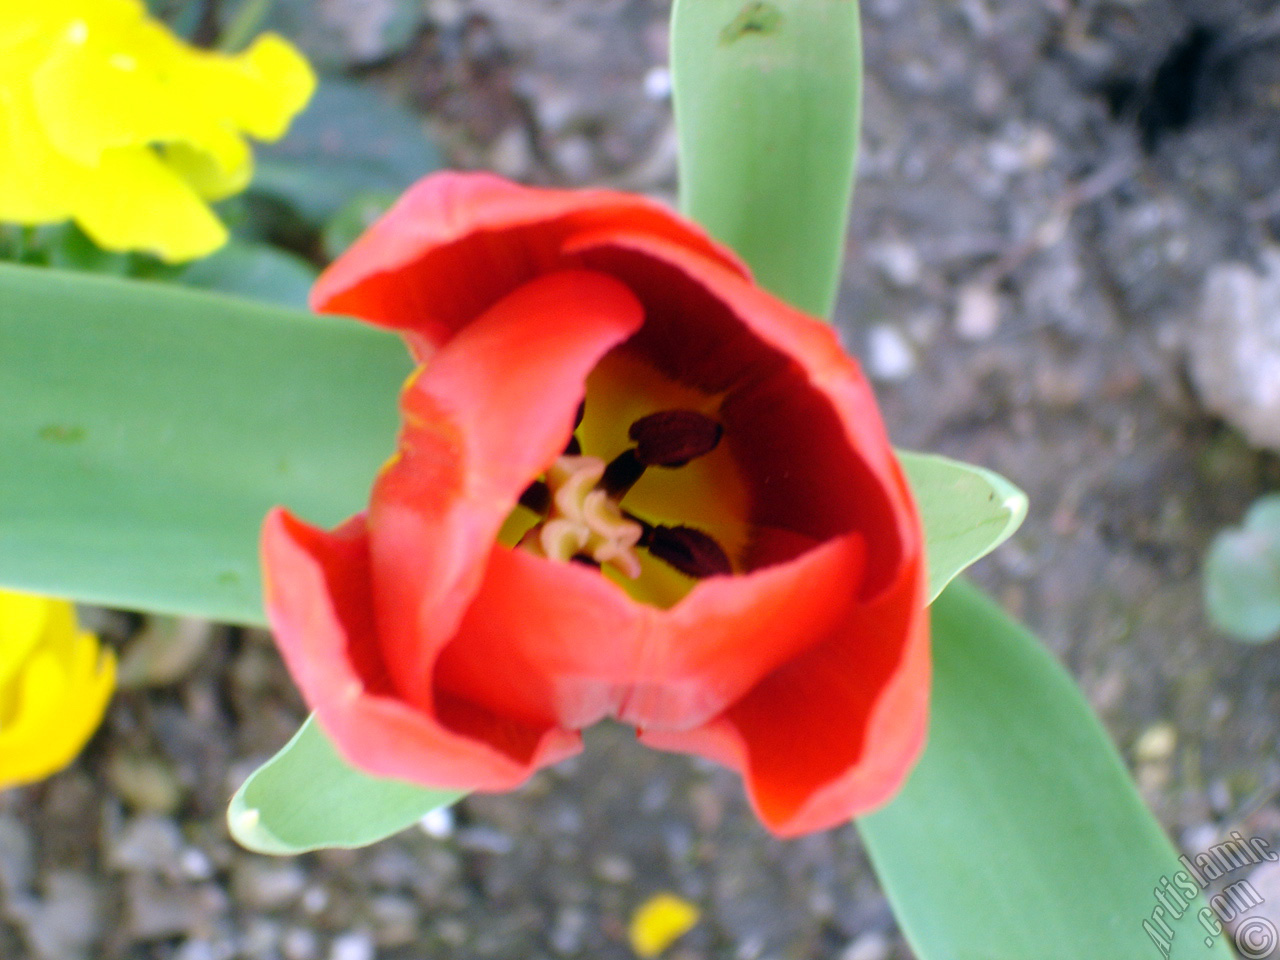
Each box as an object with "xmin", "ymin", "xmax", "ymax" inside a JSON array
[
  {"xmin": 550, "ymin": 905, "xmax": 589, "ymax": 955},
  {"xmin": 870, "ymin": 240, "xmax": 922, "ymax": 288},
  {"xmin": 1191, "ymin": 250, "xmax": 1280, "ymax": 451},
  {"xmin": 370, "ymin": 894, "xmax": 420, "ymax": 946},
  {"xmin": 419, "ymin": 806, "xmax": 455, "ymax": 839},
  {"xmin": 329, "ymin": 930, "xmax": 376, "ymax": 960},
  {"xmin": 106, "ymin": 752, "xmax": 185, "ymax": 814},
  {"xmin": 840, "ymin": 931, "xmax": 890, "ymax": 960},
  {"xmin": 110, "ymin": 815, "xmax": 186, "ymax": 875},
  {"xmin": 954, "ymin": 282, "xmax": 1002, "ymax": 341},
  {"xmin": 233, "ymin": 860, "xmax": 307, "ymax": 911},
  {"xmin": 865, "ymin": 324, "xmax": 917, "ymax": 382},
  {"xmin": 282, "ymin": 926, "xmax": 321, "ymax": 960}
]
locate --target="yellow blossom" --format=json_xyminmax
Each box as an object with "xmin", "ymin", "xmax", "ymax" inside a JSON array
[
  {"xmin": 0, "ymin": 1, "xmax": 315, "ymax": 261},
  {"xmin": 0, "ymin": 590, "xmax": 115, "ymax": 789},
  {"xmin": 628, "ymin": 893, "xmax": 701, "ymax": 958}
]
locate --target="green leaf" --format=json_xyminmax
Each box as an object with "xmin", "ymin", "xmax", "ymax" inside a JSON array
[
  {"xmin": 671, "ymin": 0, "xmax": 862, "ymax": 318},
  {"xmin": 172, "ymin": 240, "xmax": 318, "ymax": 308},
  {"xmin": 1205, "ymin": 494, "xmax": 1280, "ymax": 642},
  {"xmin": 321, "ymin": 191, "xmax": 399, "ymax": 261},
  {"xmin": 251, "ymin": 79, "xmax": 442, "ymax": 226},
  {"xmin": 229, "ymin": 714, "xmax": 463, "ymax": 854},
  {"xmin": 858, "ymin": 580, "xmax": 1234, "ymax": 960},
  {"xmin": 0, "ymin": 262, "xmax": 411, "ymax": 624},
  {"xmin": 899, "ymin": 451, "xmax": 1027, "ymax": 602}
]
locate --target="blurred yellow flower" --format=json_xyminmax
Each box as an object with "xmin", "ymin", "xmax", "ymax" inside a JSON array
[
  {"xmin": 628, "ymin": 893, "xmax": 700, "ymax": 958},
  {"xmin": 0, "ymin": 590, "xmax": 115, "ymax": 789},
  {"xmin": 0, "ymin": 1, "xmax": 315, "ymax": 261}
]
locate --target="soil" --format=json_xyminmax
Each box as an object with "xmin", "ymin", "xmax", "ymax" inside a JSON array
[{"xmin": 5, "ymin": 0, "xmax": 1280, "ymax": 958}]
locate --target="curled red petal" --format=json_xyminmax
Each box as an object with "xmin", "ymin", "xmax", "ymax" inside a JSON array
[
  {"xmin": 310, "ymin": 172, "xmax": 748, "ymax": 358},
  {"xmin": 261, "ymin": 508, "xmax": 581, "ymax": 789},
  {"xmin": 641, "ymin": 518, "xmax": 929, "ymax": 837},
  {"xmin": 368, "ymin": 269, "xmax": 644, "ymax": 711},
  {"xmin": 434, "ymin": 533, "xmax": 866, "ymax": 734}
]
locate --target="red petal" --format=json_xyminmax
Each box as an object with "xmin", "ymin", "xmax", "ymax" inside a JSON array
[
  {"xmin": 641, "ymin": 527, "xmax": 929, "ymax": 837},
  {"xmin": 564, "ymin": 228, "xmax": 919, "ymax": 597},
  {"xmin": 261, "ymin": 509, "xmax": 581, "ymax": 788},
  {"xmin": 310, "ymin": 172, "xmax": 748, "ymax": 358},
  {"xmin": 433, "ymin": 531, "xmax": 866, "ymax": 733},
  {"xmin": 367, "ymin": 270, "xmax": 644, "ymax": 712}
]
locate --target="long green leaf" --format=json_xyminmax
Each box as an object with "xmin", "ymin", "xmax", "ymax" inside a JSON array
[
  {"xmin": 671, "ymin": 0, "xmax": 862, "ymax": 318},
  {"xmin": 859, "ymin": 580, "xmax": 1234, "ymax": 960},
  {"xmin": 0, "ymin": 263, "xmax": 411, "ymax": 624},
  {"xmin": 228, "ymin": 714, "xmax": 462, "ymax": 854}
]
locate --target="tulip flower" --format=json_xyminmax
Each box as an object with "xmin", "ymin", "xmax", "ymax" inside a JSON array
[
  {"xmin": 262, "ymin": 173, "xmax": 928, "ymax": 836},
  {"xmin": 0, "ymin": 590, "xmax": 115, "ymax": 790},
  {"xmin": 0, "ymin": 0, "xmax": 314, "ymax": 261}
]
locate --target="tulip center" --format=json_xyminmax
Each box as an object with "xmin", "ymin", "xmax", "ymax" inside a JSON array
[{"xmin": 500, "ymin": 350, "xmax": 747, "ymax": 607}]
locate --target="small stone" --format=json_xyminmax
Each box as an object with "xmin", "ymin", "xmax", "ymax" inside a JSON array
[
  {"xmin": 954, "ymin": 282, "xmax": 1002, "ymax": 341},
  {"xmin": 240, "ymin": 918, "xmax": 284, "ymax": 960},
  {"xmin": 110, "ymin": 815, "xmax": 185, "ymax": 875},
  {"xmin": 106, "ymin": 752, "xmax": 185, "ymax": 814},
  {"xmin": 329, "ymin": 930, "xmax": 376, "ymax": 960},
  {"xmin": 1134, "ymin": 723, "xmax": 1176, "ymax": 764},
  {"xmin": 840, "ymin": 931, "xmax": 890, "ymax": 960},
  {"xmin": 233, "ymin": 860, "xmax": 307, "ymax": 911},
  {"xmin": 456, "ymin": 826, "xmax": 515, "ymax": 855},
  {"xmin": 865, "ymin": 324, "xmax": 916, "ymax": 382},
  {"xmin": 551, "ymin": 905, "xmax": 589, "ymax": 955},
  {"xmin": 870, "ymin": 241, "xmax": 922, "ymax": 288},
  {"xmin": 302, "ymin": 885, "xmax": 331, "ymax": 915},
  {"xmin": 282, "ymin": 927, "xmax": 320, "ymax": 960},
  {"xmin": 180, "ymin": 847, "xmax": 215, "ymax": 882},
  {"xmin": 419, "ymin": 806, "xmax": 455, "ymax": 839},
  {"xmin": 370, "ymin": 894, "xmax": 419, "ymax": 947},
  {"xmin": 116, "ymin": 617, "xmax": 214, "ymax": 689},
  {"xmin": 644, "ymin": 66, "xmax": 672, "ymax": 100},
  {"xmin": 593, "ymin": 854, "xmax": 634, "ymax": 884},
  {"xmin": 1191, "ymin": 250, "xmax": 1280, "ymax": 451}
]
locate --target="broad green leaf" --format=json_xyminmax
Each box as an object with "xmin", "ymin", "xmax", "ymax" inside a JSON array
[
  {"xmin": 252, "ymin": 79, "xmax": 442, "ymax": 225},
  {"xmin": 0, "ymin": 263, "xmax": 412, "ymax": 624},
  {"xmin": 1205, "ymin": 494, "xmax": 1280, "ymax": 642},
  {"xmin": 229, "ymin": 714, "xmax": 462, "ymax": 854},
  {"xmin": 899, "ymin": 451, "xmax": 1027, "ymax": 602},
  {"xmin": 671, "ymin": 0, "xmax": 861, "ymax": 318},
  {"xmin": 859, "ymin": 580, "xmax": 1233, "ymax": 960},
  {"xmin": 173, "ymin": 240, "xmax": 318, "ymax": 308}
]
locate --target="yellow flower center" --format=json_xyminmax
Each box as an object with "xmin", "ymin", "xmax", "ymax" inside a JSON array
[{"xmin": 499, "ymin": 349, "xmax": 751, "ymax": 608}]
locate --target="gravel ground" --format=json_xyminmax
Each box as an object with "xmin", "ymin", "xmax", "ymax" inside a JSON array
[{"xmin": 5, "ymin": 0, "xmax": 1280, "ymax": 957}]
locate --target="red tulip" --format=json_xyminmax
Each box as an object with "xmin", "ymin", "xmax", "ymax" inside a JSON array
[{"xmin": 261, "ymin": 173, "xmax": 928, "ymax": 837}]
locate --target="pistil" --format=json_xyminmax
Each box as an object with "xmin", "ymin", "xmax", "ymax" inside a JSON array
[{"xmin": 516, "ymin": 406, "xmax": 734, "ymax": 585}]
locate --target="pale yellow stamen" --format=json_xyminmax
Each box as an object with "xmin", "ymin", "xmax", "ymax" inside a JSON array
[{"xmin": 521, "ymin": 455, "xmax": 643, "ymax": 578}]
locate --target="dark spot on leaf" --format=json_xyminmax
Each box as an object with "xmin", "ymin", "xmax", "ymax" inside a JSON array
[
  {"xmin": 217, "ymin": 571, "xmax": 240, "ymax": 586},
  {"xmin": 720, "ymin": 1, "xmax": 783, "ymax": 44},
  {"xmin": 38, "ymin": 424, "xmax": 86, "ymax": 444}
]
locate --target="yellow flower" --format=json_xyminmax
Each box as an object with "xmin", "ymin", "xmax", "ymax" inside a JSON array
[
  {"xmin": 0, "ymin": 1, "xmax": 315, "ymax": 261},
  {"xmin": 628, "ymin": 893, "xmax": 701, "ymax": 958},
  {"xmin": 0, "ymin": 590, "xmax": 115, "ymax": 789}
]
